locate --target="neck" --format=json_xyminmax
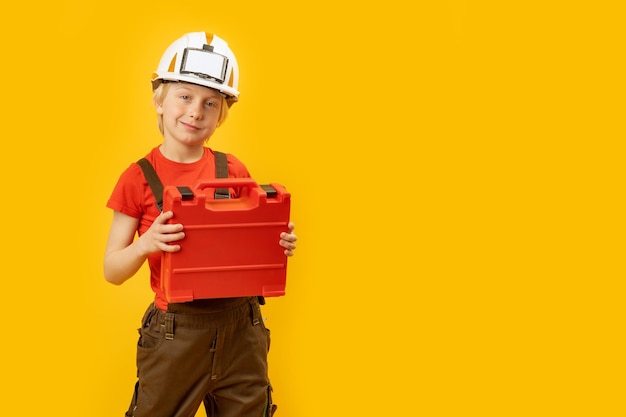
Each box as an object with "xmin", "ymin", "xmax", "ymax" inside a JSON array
[{"xmin": 159, "ymin": 143, "xmax": 204, "ymax": 163}]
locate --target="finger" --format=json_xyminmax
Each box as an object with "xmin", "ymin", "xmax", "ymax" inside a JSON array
[
  {"xmin": 161, "ymin": 230, "xmax": 185, "ymax": 242},
  {"xmin": 160, "ymin": 242, "xmax": 181, "ymax": 252},
  {"xmin": 280, "ymin": 232, "xmax": 297, "ymax": 242},
  {"xmin": 161, "ymin": 223, "xmax": 184, "ymax": 234},
  {"xmin": 155, "ymin": 210, "xmax": 175, "ymax": 224},
  {"xmin": 279, "ymin": 239, "xmax": 296, "ymax": 250}
]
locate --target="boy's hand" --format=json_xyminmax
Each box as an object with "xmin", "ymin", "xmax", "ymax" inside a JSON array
[
  {"xmin": 280, "ymin": 222, "xmax": 297, "ymax": 257},
  {"xmin": 138, "ymin": 211, "xmax": 185, "ymax": 255}
]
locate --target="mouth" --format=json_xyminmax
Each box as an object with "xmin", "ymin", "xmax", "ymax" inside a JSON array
[{"xmin": 180, "ymin": 122, "xmax": 201, "ymax": 131}]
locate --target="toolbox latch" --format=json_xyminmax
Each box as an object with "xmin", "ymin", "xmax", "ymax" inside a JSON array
[
  {"xmin": 177, "ymin": 186, "xmax": 195, "ymax": 201},
  {"xmin": 260, "ymin": 184, "xmax": 278, "ymax": 198}
]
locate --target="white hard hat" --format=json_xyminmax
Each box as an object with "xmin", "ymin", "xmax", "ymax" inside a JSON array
[{"xmin": 151, "ymin": 32, "xmax": 240, "ymax": 105}]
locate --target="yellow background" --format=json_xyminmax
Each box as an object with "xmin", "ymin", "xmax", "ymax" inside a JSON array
[{"xmin": 0, "ymin": 1, "xmax": 624, "ymax": 416}]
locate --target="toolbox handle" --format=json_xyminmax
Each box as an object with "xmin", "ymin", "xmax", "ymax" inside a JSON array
[{"xmin": 194, "ymin": 178, "xmax": 260, "ymax": 190}]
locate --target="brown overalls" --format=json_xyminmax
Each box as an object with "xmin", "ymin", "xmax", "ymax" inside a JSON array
[{"xmin": 125, "ymin": 297, "xmax": 277, "ymax": 417}]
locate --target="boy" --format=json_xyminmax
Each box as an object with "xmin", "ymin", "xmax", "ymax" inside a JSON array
[{"xmin": 104, "ymin": 32, "xmax": 297, "ymax": 417}]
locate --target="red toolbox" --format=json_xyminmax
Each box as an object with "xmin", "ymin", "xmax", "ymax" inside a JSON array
[{"xmin": 160, "ymin": 178, "xmax": 291, "ymax": 303}]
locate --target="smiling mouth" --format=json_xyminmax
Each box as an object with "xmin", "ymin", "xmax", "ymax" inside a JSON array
[{"xmin": 181, "ymin": 122, "xmax": 201, "ymax": 130}]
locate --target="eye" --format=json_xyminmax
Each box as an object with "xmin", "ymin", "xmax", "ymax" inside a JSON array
[
  {"xmin": 205, "ymin": 101, "xmax": 218, "ymax": 108},
  {"xmin": 180, "ymin": 95, "xmax": 191, "ymax": 101}
]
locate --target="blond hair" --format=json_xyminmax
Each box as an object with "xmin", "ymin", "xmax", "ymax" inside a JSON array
[{"xmin": 153, "ymin": 82, "xmax": 229, "ymax": 136}]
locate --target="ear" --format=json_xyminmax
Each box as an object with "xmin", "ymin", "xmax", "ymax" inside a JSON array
[{"xmin": 155, "ymin": 102, "xmax": 164, "ymax": 115}]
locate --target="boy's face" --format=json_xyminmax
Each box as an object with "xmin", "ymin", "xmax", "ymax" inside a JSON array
[{"xmin": 156, "ymin": 82, "xmax": 223, "ymax": 146}]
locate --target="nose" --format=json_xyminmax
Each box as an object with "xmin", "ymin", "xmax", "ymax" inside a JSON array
[{"xmin": 189, "ymin": 102, "xmax": 203, "ymax": 120}]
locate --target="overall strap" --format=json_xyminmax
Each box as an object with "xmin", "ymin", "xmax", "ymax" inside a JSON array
[
  {"xmin": 137, "ymin": 157, "xmax": 164, "ymax": 211},
  {"xmin": 214, "ymin": 151, "xmax": 230, "ymax": 199}
]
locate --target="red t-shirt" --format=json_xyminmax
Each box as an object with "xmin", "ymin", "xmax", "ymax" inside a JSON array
[{"xmin": 107, "ymin": 146, "xmax": 251, "ymax": 311}]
